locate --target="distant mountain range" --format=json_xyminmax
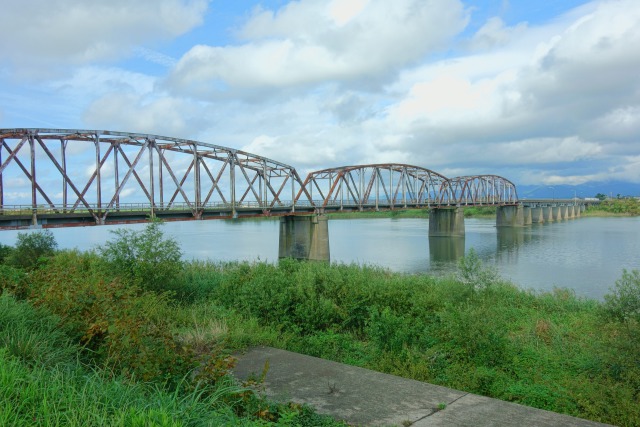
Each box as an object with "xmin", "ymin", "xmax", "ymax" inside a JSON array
[{"xmin": 517, "ymin": 181, "xmax": 639, "ymax": 200}]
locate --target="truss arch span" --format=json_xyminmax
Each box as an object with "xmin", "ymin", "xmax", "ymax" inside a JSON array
[
  {"xmin": 0, "ymin": 128, "xmax": 313, "ymax": 224},
  {"xmin": 295, "ymin": 163, "xmax": 455, "ymax": 211},
  {"xmin": 445, "ymin": 174, "xmax": 518, "ymax": 205}
]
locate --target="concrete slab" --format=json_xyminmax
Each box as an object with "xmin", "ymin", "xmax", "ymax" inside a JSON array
[{"xmin": 233, "ymin": 346, "xmax": 611, "ymax": 427}]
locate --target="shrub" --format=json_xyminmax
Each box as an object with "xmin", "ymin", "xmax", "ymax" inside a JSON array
[
  {"xmin": 604, "ymin": 269, "xmax": 640, "ymax": 323},
  {"xmin": 27, "ymin": 250, "xmax": 197, "ymax": 384},
  {"xmin": 99, "ymin": 221, "xmax": 183, "ymax": 292},
  {"xmin": 8, "ymin": 230, "xmax": 57, "ymax": 270},
  {"xmin": 0, "ymin": 265, "xmax": 27, "ymax": 298},
  {"xmin": 0, "ymin": 243, "xmax": 14, "ymax": 264},
  {"xmin": 456, "ymin": 248, "xmax": 500, "ymax": 292}
]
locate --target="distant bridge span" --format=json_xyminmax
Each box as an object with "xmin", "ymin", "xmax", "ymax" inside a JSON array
[
  {"xmin": 0, "ymin": 128, "xmax": 519, "ymax": 229},
  {"xmin": 295, "ymin": 164, "xmax": 517, "ymax": 212}
]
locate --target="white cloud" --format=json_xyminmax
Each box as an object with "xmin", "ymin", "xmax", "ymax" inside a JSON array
[
  {"xmin": 50, "ymin": 67, "xmax": 156, "ymax": 98},
  {"xmin": 488, "ymin": 137, "xmax": 603, "ymax": 165},
  {"xmin": 83, "ymin": 93, "xmax": 199, "ymax": 136},
  {"xmin": 3, "ymin": 0, "xmax": 640, "ymax": 192},
  {"xmin": 469, "ymin": 17, "xmax": 528, "ymax": 50},
  {"xmin": 0, "ymin": 0, "xmax": 207, "ymax": 78},
  {"xmin": 370, "ymin": 0, "xmax": 640, "ymax": 184},
  {"xmin": 165, "ymin": 0, "xmax": 468, "ymax": 97}
]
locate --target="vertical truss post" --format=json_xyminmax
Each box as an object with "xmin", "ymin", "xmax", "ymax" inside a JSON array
[
  {"xmin": 0, "ymin": 142, "xmax": 3, "ymax": 208},
  {"xmin": 402, "ymin": 168, "xmax": 407, "ymax": 208},
  {"xmin": 61, "ymin": 140, "xmax": 67, "ymax": 212},
  {"xmin": 359, "ymin": 170, "xmax": 364, "ymax": 210},
  {"xmin": 193, "ymin": 146, "xmax": 201, "ymax": 218},
  {"xmin": 390, "ymin": 168, "xmax": 394, "ymax": 209},
  {"xmin": 114, "ymin": 142, "xmax": 120, "ymax": 211},
  {"xmin": 263, "ymin": 162, "xmax": 267, "ymax": 209},
  {"xmin": 28, "ymin": 134, "xmax": 37, "ymax": 225},
  {"xmin": 94, "ymin": 134, "xmax": 102, "ymax": 220},
  {"xmin": 148, "ymin": 140, "xmax": 155, "ymax": 218},
  {"xmin": 230, "ymin": 154, "xmax": 236, "ymax": 218},
  {"xmin": 340, "ymin": 176, "xmax": 343, "ymax": 211},
  {"xmin": 158, "ymin": 148, "xmax": 163, "ymax": 208},
  {"xmin": 291, "ymin": 169, "xmax": 295, "ymax": 212},
  {"xmin": 375, "ymin": 168, "xmax": 379, "ymax": 211}
]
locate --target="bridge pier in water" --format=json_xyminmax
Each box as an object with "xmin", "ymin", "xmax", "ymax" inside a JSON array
[
  {"xmin": 530, "ymin": 207, "xmax": 544, "ymax": 224},
  {"xmin": 278, "ymin": 215, "xmax": 330, "ymax": 261},
  {"xmin": 522, "ymin": 207, "xmax": 533, "ymax": 225},
  {"xmin": 496, "ymin": 205, "xmax": 525, "ymax": 227},
  {"xmin": 428, "ymin": 207, "xmax": 465, "ymax": 237}
]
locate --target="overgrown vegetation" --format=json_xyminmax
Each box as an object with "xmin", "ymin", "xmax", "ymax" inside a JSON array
[
  {"xmin": 585, "ymin": 198, "xmax": 640, "ymax": 216},
  {"xmin": 0, "ymin": 228, "xmax": 346, "ymax": 426},
  {"xmin": 2, "ymin": 224, "xmax": 639, "ymax": 425}
]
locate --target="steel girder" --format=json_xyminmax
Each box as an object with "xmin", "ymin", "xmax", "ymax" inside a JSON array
[
  {"xmin": 0, "ymin": 128, "xmax": 312, "ymax": 223},
  {"xmin": 444, "ymin": 175, "xmax": 518, "ymax": 205},
  {"xmin": 295, "ymin": 164, "xmax": 454, "ymax": 211}
]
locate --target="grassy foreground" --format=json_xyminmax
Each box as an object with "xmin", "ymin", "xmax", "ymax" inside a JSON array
[{"xmin": 1, "ymin": 224, "xmax": 640, "ymax": 425}]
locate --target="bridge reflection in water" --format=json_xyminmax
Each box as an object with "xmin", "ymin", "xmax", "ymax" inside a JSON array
[{"xmin": 0, "ymin": 129, "xmax": 588, "ymax": 261}]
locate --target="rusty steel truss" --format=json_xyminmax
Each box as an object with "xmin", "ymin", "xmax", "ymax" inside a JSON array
[
  {"xmin": 443, "ymin": 175, "xmax": 518, "ymax": 205},
  {"xmin": 295, "ymin": 164, "xmax": 453, "ymax": 210},
  {"xmin": 294, "ymin": 164, "xmax": 517, "ymax": 211},
  {"xmin": 0, "ymin": 128, "xmax": 520, "ymax": 228},
  {"xmin": 0, "ymin": 128, "xmax": 312, "ymax": 225}
]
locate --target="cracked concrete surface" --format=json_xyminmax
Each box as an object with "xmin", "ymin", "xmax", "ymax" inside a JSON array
[{"xmin": 233, "ymin": 346, "xmax": 611, "ymax": 427}]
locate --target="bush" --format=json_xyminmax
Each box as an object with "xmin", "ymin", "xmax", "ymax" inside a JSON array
[
  {"xmin": 0, "ymin": 265, "xmax": 27, "ymax": 298},
  {"xmin": 27, "ymin": 250, "xmax": 197, "ymax": 384},
  {"xmin": 604, "ymin": 269, "xmax": 640, "ymax": 323},
  {"xmin": 456, "ymin": 248, "xmax": 500, "ymax": 292},
  {"xmin": 99, "ymin": 221, "xmax": 183, "ymax": 292},
  {"xmin": 8, "ymin": 230, "xmax": 57, "ymax": 270},
  {"xmin": 0, "ymin": 243, "xmax": 14, "ymax": 264}
]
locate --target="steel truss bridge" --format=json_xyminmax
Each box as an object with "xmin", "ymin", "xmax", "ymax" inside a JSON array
[{"xmin": 0, "ymin": 129, "xmax": 518, "ymax": 229}]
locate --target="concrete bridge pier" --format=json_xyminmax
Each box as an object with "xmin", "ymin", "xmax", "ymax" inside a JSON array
[
  {"xmin": 522, "ymin": 207, "xmax": 533, "ymax": 225},
  {"xmin": 278, "ymin": 215, "xmax": 330, "ymax": 261},
  {"xmin": 530, "ymin": 207, "xmax": 545, "ymax": 224},
  {"xmin": 552, "ymin": 206, "xmax": 562, "ymax": 221},
  {"xmin": 496, "ymin": 205, "xmax": 525, "ymax": 227},
  {"xmin": 566, "ymin": 205, "xmax": 574, "ymax": 219},
  {"xmin": 542, "ymin": 207, "xmax": 554, "ymax": 223},
  {"xmin": 428, "ymin": 207, "xmax": 465, "ymax": 237}
]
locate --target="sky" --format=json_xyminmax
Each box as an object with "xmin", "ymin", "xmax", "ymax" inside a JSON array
[{"xmin": 1, "ymin": 0, "xmax": 639, "ymax": 200}]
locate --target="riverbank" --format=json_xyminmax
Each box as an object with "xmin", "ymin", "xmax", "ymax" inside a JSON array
[
  {"xmin": 327, "ymin": 206, "xmax": 497, "ymax": 219},
  {"xmin": 584, "ymin": 198, "xmax": 640, "ymax": 216},
  {"xmin": 1, "ymin": 225, "xmax": 639, "ymax": 425}
]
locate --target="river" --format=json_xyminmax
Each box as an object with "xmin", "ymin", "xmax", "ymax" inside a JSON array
[{"xmin": 1, "ymin": 216, "xmax": 638, "ymax": 300}]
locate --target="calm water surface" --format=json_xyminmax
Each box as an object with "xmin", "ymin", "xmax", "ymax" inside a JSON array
[{"xmin": 1, "ymin": 217, "xmax": 638, "ymax": 300}]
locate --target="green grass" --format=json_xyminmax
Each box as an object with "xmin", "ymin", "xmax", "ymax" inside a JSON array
[
  {"xmin": 176, "ymin": 259, "xmax": 640, "ymax": 426},
  {"xmin": 584, "ymin": 198, "xmax": 640, "ymax": 216},
  {"xmin": 0, "ymin": 292, "xmax": 347, "ymax": 426},
  {"xmin": 3, "ymin": 224, "xmax": 640, "ymax": 426}
]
